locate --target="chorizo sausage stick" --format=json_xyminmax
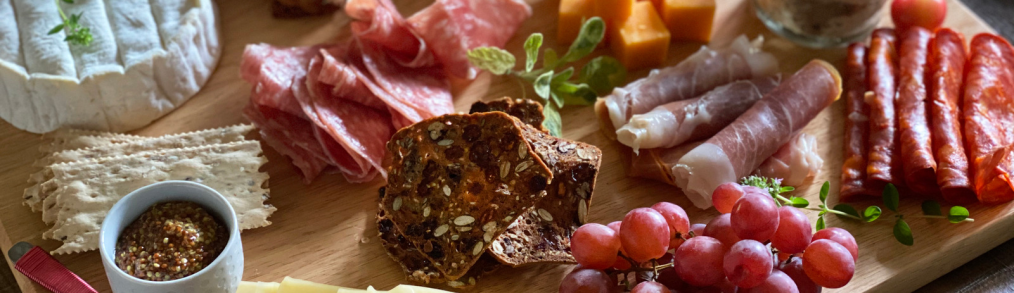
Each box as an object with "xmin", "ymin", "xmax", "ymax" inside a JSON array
[
  {"xmin": 963, "ymin": 33, "xmax": 1014, "ymax": 204},
  {"xmin": 866, "ymin": 28, "xmax": 903, "ymax": 191},
  {"xmin": 897, "ymin": 27, "xmax": 938, "ymax": 196},
  {"xmin": 929, "ymin": 28, "xmax": 976, "ymax": 204},
  {"xmin": 840, "ymin": 43, "xmax": 873, "ymax": 202}
]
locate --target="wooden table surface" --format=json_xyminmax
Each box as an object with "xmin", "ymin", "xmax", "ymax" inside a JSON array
[{"xmin": 2, "ymin": 0, "xmax": 1014, "ymax": 292}]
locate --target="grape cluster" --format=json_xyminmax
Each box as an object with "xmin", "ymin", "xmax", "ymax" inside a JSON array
[{"xmin": 560, "ymin": 182, "xmax": 859, "ymax": 293}]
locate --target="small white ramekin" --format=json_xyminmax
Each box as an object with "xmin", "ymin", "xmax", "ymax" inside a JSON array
[{"xmin": 99, "ymin": 180, "xmax": 244, "ymax": 293}]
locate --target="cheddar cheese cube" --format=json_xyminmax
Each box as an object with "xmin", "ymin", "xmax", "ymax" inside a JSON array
[
  {"xmin": 661, "ymin": 0, "xmax": 716, "ymax": 42},
  {"xmin": 594, "ymin": 0, "xmax": 635, "ymax": 28},
  {"xmin": 558, "ymin": 0, "xmax": 595, "ymax": 44},
  {"xmin": 611, "ymin": 1, "xmax": 671, "ymax": 70}
]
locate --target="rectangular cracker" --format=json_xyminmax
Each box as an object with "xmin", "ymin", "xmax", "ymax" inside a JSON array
[
  {"xmin": 40, "ymin": 141, "xmax": 274, "ymax": 254},
  {"xmin": 382, "ymin": 112, "xmax": 553, "ymax": 280},
  {"xmin": 39, "ymin": 129, "xmax": 147, "ymax": 154},
  {"xmin": 24, "ymin": 124, "xmax": 255, "ymax": 212}
]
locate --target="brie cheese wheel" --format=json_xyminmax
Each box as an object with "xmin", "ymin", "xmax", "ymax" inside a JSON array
[{"xmin": 0, "ymin": 0, "xmax": 220, "ymax": 133}]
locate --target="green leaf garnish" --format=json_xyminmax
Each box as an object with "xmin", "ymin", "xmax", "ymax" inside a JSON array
[
  {"xmin": 543, "ymin": 48, "xmax": 558, "ymax": 69},
  {"xmin": 815, "ymin": 217, "xmax": 825, "ymax": 230},
  {"xmin": 579, "ymin": 56, "xmax": 627, "ymax": 94},
  {"xmin": 921, "ymin": 200, "xmax": 942, "ymax": 216},
  {"xmin": 542, "ymin": 103, "xmax": 563, "ymax": 137},
  {"xmin": 467, "ymin": 47, "xmax": 516, "ymax": 75},
  {"xmin": 948, "ymin": 206, "xmax": 970, "ymax": 223},
  {"xmin": 833, "ymin": 204, "xmax": 860, "ymax": 219},
  {"xmin": 819, "ymin": 181, "xmax": 829, "ymax": 204},
  {"xmin": 534, "ymin": 70, "xmax": 554, "ymax": 100},
  {"xmin": 863, "ymin": 206, "xmax": 882, "ymax": 222},
  {"xmin": 893, "ymin": 217, "xmax": 913, "ymax": 246},
  {"xmin": 787, "ymin": 197, "xmax": 809, "ymax": 208},
  {"xmin": 560, "ymin": 17, "xmax": 605, "ymax": 64},
  {"xmin": 523, "ymin": 33, "xmax": 543, "ymax": 72},
  {"xmin": 557, "ymin": 82, "xmax": 597, "ymax": 106},
  {"xmin": 49, "ymin": 0, "xmax": 92, "ymax": 46},
  {"xmin": 883, "ymin": 183, "xmax": 899, "ymax": 212}
]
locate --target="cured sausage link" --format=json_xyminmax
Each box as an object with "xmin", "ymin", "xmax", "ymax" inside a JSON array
[
  {"xmin": 866, "ymin": 28, "xmax": 902, "ymax": 191},
  {"xmin": 963, "ymin": 34, "xmax": 1014, "ymax": 204},
  {"xmin": 897, "ymin": 27, "xmax": 938, "ymax": 196},
  {"xmin": 929, "ymin": 28, "xmax": 976, "ymax": 204},
  {"xmin": 840, "ymin": 43, "xmax": 873, "ymax": 202}
]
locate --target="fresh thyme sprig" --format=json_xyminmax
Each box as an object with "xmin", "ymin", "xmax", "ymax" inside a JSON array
[{"xmin": 47, "ymin": 0, "xmax": 92, "ymax": 47}]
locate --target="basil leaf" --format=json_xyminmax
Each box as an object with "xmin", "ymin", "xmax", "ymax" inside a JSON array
[
  {"xmin": 893, "ymin": 218, "xmax": 914, "ymax": 246},
  {"xmin": 832, "ymin": 204, "xmax": 860, "ymax": 219},
  {"xmin": 579, "ymin": 56, "xmax": 627, "ymax": 95},
  {"xmin": 862, "ymin": 206, "xmax": 882, "ymax": 222},
  {"xmin": 543, "ymin": 103, "xmax": 563, "ymax": 137},
  {"xmin": 48, "ymin": 24, "xmax": 65, "ymax": 35},
  {"xmin": 788, "ymin": 197, "xmax": 809, "ymax": 208},
  {"xmin": 560, "ymin": 17, "xmax": 605, "ymax": 64},
  {"xmin": 467, "ymin": 47, "xmax": 516, "ymax": 75},
  {"xmin": 921, "ymin": 200, "xmax": 942, "ymax": 216},
  {"xmin": 883, "ymin": 183, "xmax": 899, "ymax": 212},
  {"xmin": 534, "ymin": 70, "xmax": 554, "ymax": 100},
  {"xmin": 948, "ymin": 206, "xmax": 970, "ymax": 223},
  {"xmin": 819, "ymin": 181, "xmax": 829, "ymax": 204},
  {"xmin": 544, "ymin": 48, "xmax": 558, "ymax": 69},
  {"xmin": 524, "ymin": 33, "xmax": 543, "ymax": 72},
  {"xmin": 815, "ymin": 216, "xmax": 825, "ymax": 230}
]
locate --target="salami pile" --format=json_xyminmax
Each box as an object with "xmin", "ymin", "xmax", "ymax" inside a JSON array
[
  {"xmin": 840, "ymin": 28, "xmax": 1014, "ymax": 204},
  {"xmin": 241, "ymin": 0, "xmax": 531, "ymax": 183}
]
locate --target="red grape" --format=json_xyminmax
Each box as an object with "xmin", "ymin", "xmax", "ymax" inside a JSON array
[
  {"xmin": 572, "ymin": 223, "xmax": 622, "ymax": 269},
  {"xmin": 651, "ymin": 202, "xmax": 690, "ymax": 237},
  {"xmin": 655, "ymin": 253, "xmax": 685, "ymax": 290},
  {"xmin": 703, "ymin": 214, "xmax": 741, "ymax": 252},
  {"xmin": 611, "ymin": 257, "xmax": 632, "ymax": 270},
  {"xmin": 608, "ymin": 221, "xmax": 629, "ymax": 256},
  {"xmin": 812, "ymin": 227, "xmax": 858, "ymax": 262},
  {"xmin": 712, "ymin": 182, "xmax": 746, "ymax": 213},
  {"xmin": 779, "ymin": 256, "xmax": 822, "ymax": 293},
  {"xmin": 730, "ymin": 190, "xmax": 780, "ymax": 242},
  {"xmin": 724, "ymin": 240, "xmax": 774, "ymax": 288},
  {"xmin": 632, "ymin": 281, "xmax": 671, "ymax": 293},
  {"xmin": 620, "ymin": 208, "xmax": 671, "ymax": 262},
  {"xmin": 675, "ymin": 236, "xmax": 725, "ymax": 287},
  {"xmin": 740, "ymin": 270, "xmax": 800, "ymax": 293},
  {"xmin": 802, "ymin": 240, "xmax": 855, "ymax": 288},
  {"xmin": 777, "ymin": 252, "xmax": 798, "ymax": 264},
  {"xmin": 560, "ymin": 269, "xmax": 613, "ymax": 293},
  {"xmin": 690, "ymin": 223, "xmax": 707, "ymax": 237},
  {"xmin": 770, "ymin": 207, "xmax": 813, "ymax": 254}
]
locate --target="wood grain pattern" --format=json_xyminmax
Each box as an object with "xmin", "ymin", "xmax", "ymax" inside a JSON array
[{"xmin": 0, "ymin": 0, "xmax": 1003, "ymax": 292}]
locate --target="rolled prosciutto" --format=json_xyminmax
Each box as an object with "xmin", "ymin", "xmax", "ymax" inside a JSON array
[
  {"xmin": 929, "ymin": 28, "xmax": 975, "ymax": 204},
  {"xmin": 673, "ymin": 60, "xmax": 842, "ymax": 209},
  {"xmin": 866, "ymin": 28, "xmax": 902, "ymax": 191},
  {"xmin": 897, "ymin": 27, "xmax": 938, "ymax": 195},
  {"xmin": 630, "ymin": 142, "xmax": 702, "ymax": 185},
  {"xmin": 963, "ymin": 33, "xmax": 1014, "ymax": 204},
  {"xmin": 840, "ymin": 43, "xmax": 873, "ymax": 202},
  {"xmin": 754, "ymin": 133, "xmax": 824, "ymax": 187},
  {"xmin": 616, "ymin": 75, "xmax": 781, "ymax": 153},
  {"xmin": 596, "ymin": 35, "xmax": 778, "ymax": 134}
]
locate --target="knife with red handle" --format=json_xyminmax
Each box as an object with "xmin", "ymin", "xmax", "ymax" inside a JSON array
[{"xmin": 8, "ymin": 242, "xmax": 97, "ymax": 293}]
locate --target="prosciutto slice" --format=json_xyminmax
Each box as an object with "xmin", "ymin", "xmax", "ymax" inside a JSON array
[
  {"xmin": 963, "ymin": 34, "xmax": 1014, "ymax": 204},
  {"xmin": 597, "ymin": 35, "xmax": 779, "ymax": 133},
  {"xmin": 616, "ymin": 75, "xmax": 781, "ymax": 153},
  {"xmin": 753, "ymin": 133, "xmax": 824, "ymax": 187},
  {"xmin": 673, "ymin": 60, "xmax": 841, "ymax": 209}
]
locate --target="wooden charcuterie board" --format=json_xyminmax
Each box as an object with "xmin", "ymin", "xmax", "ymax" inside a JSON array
[{"xmin": 0, "ymin": 0, "xmax": 1004, "ymax": 292}]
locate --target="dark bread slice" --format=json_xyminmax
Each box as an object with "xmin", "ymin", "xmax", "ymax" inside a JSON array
[
  {"xmin": 382, "ymin": 112, "xmax": 553, "ymax": 280},
  {"xmin": 488, "ymin": 124, "xmax": 603, "ymax": 266},
  {"xmin": 469, "ymin": 98, "xmax": 547, "ymax": 132}
]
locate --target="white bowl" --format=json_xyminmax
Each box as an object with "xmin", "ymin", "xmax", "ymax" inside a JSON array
[{"xmin": 99, "ymin": 181, "xmax": 243, "ymax": 293}]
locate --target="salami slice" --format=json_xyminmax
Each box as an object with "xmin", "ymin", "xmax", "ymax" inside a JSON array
[
  {"xmin": 345, "ymin": 0, "xmax": 434, "ymax": 67},
  {"xmin": 840, "ymin": 43, "xmax": 873, "ymax": 202},
  {"xmin": 963, "ymin": 33, "xmax": 1014, "ymax": 204},
  {"xmin": 929, "ymin": 28, "xmax": 976, "ymax": 204},
  {"xmin": 866, "ymin": 28, "xmax": 902, "ymax": 191},
  {"xmin": 242, "ymin": 104, "xmax": 329, "ymax": 183},
  {"xmin": 897, "ymin": 27, "xmax": 938, "ymax": 196},
  {"xmin": 240, "ymin": 44, "xmax": 321, "ymax": 118}
]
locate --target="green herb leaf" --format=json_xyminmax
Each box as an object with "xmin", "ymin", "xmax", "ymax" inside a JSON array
[
  {"xmin": 61, "ymin": 0, "xmax": 73, "ymax": 3},
  {"xmin": 523, "ymin": 33, "xmax": 543, "ymax": 72},
  {"xmin": 819, "ymin": 181, "xmax": 830, "ymax": 204},
  {"xmin": 893, "ymin": 218, "xmax": 914, "ymax": 246},
  {"xmin": 70, "ymin": 12, "xmax": 81, "ymax": 23},
  {"xmin": 780, "ymin": 186, "xmax": 795, "ymax": 193},
  {"xmin": 48, "ymin": 24, "xmax": 65, "ymax": 35},
  {"xmin": 815, "ymin": 216, "xmax": 825, "ymax": 230},
  {"xmin": 579, "ymin": 56, "xmax": 627, "ymax": 95},
  {"xmin": 560, "ymin": 17, "xmax": 605, "ymax": 64},
  {"xmin": 551, "ymin": 67, "xmax": 575, "ymax": 87},
  {"xmin": 542, "ymin": 103, "xmax": 563, "ymax": 137},
  {"xmin": 550, "ymin": 92, "xmax": 565, "ymax": 109},
  {"xmin": 739, "ymin": 176, "xmax": 789, "ymax": 198},
  {"xmin": 787, "ymin": 197, "xmax": 809, "ymax": 208},
  {"xmin": 948, "ymin": 206, "xmax": 970, "ymax": 223},
  {"xmin": 467, "ymin": 47, "xmax": 516, "ymax": 75},
  {"xmin": 832, "ymin": 204, "xmax": 860, "ymax": 219},
  {"xmin": 863, "ymin": 206, "xmax": 882, "ymax": 222},
  {"xmin": 921, "ymin": 200, "xmax": 942, "ymax": 216},
  {"xmin": 557, "ymin": 82, "xmax": 597, "ymax": 106},
  {"xmin": 534, "ymin": 70, "xmax": 554, "ymax": 100},
  {"xmin": 543, "ymin": 48, "xmax": 558, "ymax": 69},
  {"xmin": 883, "ymin": 183, "xmax": 900, "ymax": 212}
]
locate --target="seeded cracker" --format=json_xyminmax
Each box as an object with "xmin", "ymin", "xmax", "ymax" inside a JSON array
[
  {"xmin": 382, "ymin": 112, "xmax": 553, "ymax": 280},
  {"xmin": 469, "ymin": 98, "xmax": 547, "ymax": 132},
  {"xmin": 25, "ymin": 125, "xmax": 255, "ymax": 212},
  {"xmin": 42, "ymin": 141, "xmax": 274, "ymax": 254}
]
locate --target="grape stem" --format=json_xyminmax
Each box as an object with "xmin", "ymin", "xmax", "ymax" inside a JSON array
[
  {"xmin": 804, "ymin": 207, "xmax": 862, "ymax": 220},
  {"xmin": 915, "ymin": 215, "xmax": 975, "ymax": 222}
]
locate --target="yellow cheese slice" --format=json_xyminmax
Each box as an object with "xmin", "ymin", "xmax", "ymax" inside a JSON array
[
  {"xmin": 257, "ymin": 281, "xmax": 282, "ymax": 293},
  {"xmin": 279, "ymin": 277, "xmax": 341, "ymax": 293},
  {"xmin": 238, "ymin": 281, "xmax": 259, "ymax": 293}
]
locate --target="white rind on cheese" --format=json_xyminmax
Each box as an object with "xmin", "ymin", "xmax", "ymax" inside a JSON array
[{"xmin": 0, "ymin": 0, "xmax": 221, "ymax": 133}]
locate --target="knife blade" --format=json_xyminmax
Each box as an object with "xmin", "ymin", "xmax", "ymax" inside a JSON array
[{"xmin": 7, "ymin": 242, "xmax": 98, "ymax": 293}]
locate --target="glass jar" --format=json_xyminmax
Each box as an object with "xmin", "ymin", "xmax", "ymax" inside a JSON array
[{"xmin": 753, "ymin": 0, "xmax": 888, "ymax": 48}]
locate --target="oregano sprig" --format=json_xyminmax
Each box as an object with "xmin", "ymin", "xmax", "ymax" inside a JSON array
[
  {"xmin": 467, "ymin": 17, "xmax": 627, "ymax": 137},
  {"xmin": 48, "ymin": 0, "xmax": 92, "ymax": 47}
]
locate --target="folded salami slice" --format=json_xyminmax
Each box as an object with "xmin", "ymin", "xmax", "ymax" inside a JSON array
[
  {"xmin": 840, "ymin": 43, "xmax": 873, "ymax": 202},
  {"xmin": 673, "ymin": 60, "xmax": 841, "ymax": 209},
  {"xmin": 866, "ymin": 28, "xmax": 903, "ymax": 191},
  {"xmin": 897, "ymin": 27, "xmax": 938, "ymax": 196},
  {"xmin": 345, "ymin": 0, "xmax": 434, "ymax": 67},
  {"xmin": 963, "ymin": 33, "xmax": 1014, "ymax": 204},
  {"xmin": 930, "ymin": 28, "xmax": 976, "ymax": 204},
  {"xmin": 596, "ymin": 35, "xmax": 779, "ymax": 134},
  {"xmin": 616, "ymin": 75, "xmax": 781, "ymax": 153}
]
